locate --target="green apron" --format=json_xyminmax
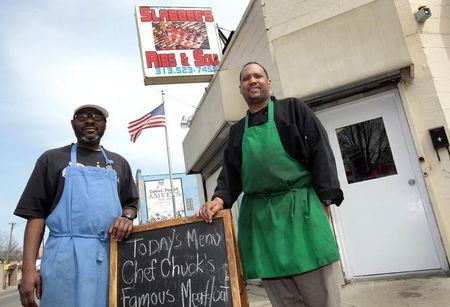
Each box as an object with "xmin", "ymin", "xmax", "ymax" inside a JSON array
[{"xmin": 238, "ymin": 99, "xmax": 340, "ymax": 280}]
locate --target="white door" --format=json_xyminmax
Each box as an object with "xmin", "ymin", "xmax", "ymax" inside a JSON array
[{"xmin": 317, "ymin": 90, "xmax": 448, "ymax": 279}]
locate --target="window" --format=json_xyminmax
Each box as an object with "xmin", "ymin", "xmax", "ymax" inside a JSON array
[{"xmin": 336, "ymin": 117, "xmax": 397, "ymax": 184}]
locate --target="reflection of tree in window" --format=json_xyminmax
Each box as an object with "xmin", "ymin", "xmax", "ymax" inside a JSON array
[{"xmin": 336, "ymin": 117, "xmax": 397, "ymax": 184}]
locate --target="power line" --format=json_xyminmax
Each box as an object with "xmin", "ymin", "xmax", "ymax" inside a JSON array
[
  {"xmin": 13, "ymin": 220, "xmax": 26, "ymax": 227},
  {"xmin": 148, "ymin": 87, "xmax": 199, "ymax": 110}
]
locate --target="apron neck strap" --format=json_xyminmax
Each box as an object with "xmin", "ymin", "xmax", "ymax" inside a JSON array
[
  {"xmin": 244, "ymin": 98, "xmax": 274, "ymax": 128},
  {"xmin": 70, "ymin": 143, "xmax": 114, "ymax": 169},
  {"xmin": 99, "ymin": 146, "xmax": 114, "ymax": 169},
  {"xmin": 268, "ymin": 98, "xmax": 274, "ymax": 122},
  {"xmin": 70, "ymin": 143, "xmax": 77, "ymax": 166}
]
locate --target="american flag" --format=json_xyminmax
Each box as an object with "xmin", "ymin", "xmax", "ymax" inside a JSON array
[{"xmin": 128, "ymin": 103, "xmax": 166, "ymax": 143}]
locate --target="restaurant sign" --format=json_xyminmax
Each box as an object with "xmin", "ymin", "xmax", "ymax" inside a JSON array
[{"xmin": 135, "ymin": 6, "xmax": 222, "ymax": 85}]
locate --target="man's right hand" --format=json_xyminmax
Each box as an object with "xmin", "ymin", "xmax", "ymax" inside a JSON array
[
  {"xmin": 19, "ymin": 268, "xmax": 41, "ymax": 307},
  {"xmin": 196, "ymin": 197, "xmax": 224, "ymax": 223},
  {"xmin": 20, "ymin": 217, "xmax": 44, "ymax": 307}
]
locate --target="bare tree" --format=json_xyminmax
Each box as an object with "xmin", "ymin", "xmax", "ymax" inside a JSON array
[{"xmin": 0, "ymin": 230, "xmax": 22, "ymax": 262}]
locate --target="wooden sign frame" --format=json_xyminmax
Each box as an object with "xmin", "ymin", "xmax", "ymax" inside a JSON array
[{"xmin": 109, "ymin": 209, "xmax": 248, "ymax": 307}]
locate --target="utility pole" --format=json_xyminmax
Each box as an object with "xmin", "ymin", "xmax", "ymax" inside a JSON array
[
  {"xmin": 6, "ymin": 222, "xmax": 15, "ymax": 263},
  {"xmin": 3, "ymin": 222, "xmax": 15, "ymax": 289}
]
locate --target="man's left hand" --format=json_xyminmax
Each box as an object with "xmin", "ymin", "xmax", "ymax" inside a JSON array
[
  {"xmin": 322, "ymin": 204, "xmax": 331, "ymax": 219},
  {"xmin": 109, "ymin": 216, "xmax": 133, "ymax": 241}
]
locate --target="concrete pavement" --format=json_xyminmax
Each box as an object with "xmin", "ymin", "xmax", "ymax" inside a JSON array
[
  {"xmin": 340, "ymin": 276, "xmax": 450, "ymax": 307},
  {"xmin": 2, "ymin": 276, "xmax": 449, "ymax": 306},
  {"xmin": 247, "ymin": 275, "xmax": 450, "ymax": 307},
  {"xmin": 0, "ymin": 285, "xmax": 18, "ymax": 298}
]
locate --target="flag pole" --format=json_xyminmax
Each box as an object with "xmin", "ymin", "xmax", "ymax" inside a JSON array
[{"xmin": 161, "ymin": 90, "xmax": 177, "ymax": 219}]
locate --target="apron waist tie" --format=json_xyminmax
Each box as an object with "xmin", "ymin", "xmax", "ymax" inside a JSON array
[
  {"xmin": 49, "ymin": 231, "xmax": 109, "ymax": 262},
  {"xmin": 244, "ymin": 187, "xmax": 311, "ymax": 218}
]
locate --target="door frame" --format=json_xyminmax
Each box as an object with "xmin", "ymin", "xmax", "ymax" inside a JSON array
[
  {"xmin": 392, "ymin": 89, "xmax": 448, "ymax": 272},
  {"xmin": 317, "ymin": 89, "xmax": 449, "ymax": 280}
]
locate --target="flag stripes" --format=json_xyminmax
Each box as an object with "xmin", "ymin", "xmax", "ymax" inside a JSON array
[{"xmin": 128, "ymin": 103, "xmax": 166, "ymax": 143}]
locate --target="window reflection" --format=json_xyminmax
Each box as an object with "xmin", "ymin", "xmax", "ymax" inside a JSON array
[{"xmin": 336, "ymin": 117, "xmax": 397, "ymax": 184}]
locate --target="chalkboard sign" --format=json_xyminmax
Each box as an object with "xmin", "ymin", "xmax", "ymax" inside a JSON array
[{"xmin": 110, "ymin": 210, "xmax": 248, "ymax": 307}]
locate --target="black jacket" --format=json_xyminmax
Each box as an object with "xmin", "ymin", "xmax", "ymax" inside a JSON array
[{"xmin": 212, "ymin": 96, "xmax": 344, "ymax": 208}]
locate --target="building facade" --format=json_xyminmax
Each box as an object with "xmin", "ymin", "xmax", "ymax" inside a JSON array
[{"xmin": 182, "ymin": 0, "xmax": 450, "ymax": 281}]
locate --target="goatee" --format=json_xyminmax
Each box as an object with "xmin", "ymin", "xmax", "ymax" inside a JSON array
[{"xmin": 80, "ymin": 135, "xmax": 100, "ymax": 143}]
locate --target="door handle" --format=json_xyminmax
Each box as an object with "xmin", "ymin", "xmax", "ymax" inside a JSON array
[{"xmin": 408, "ymin": 179, "xmax": 416, "ymax": 185}]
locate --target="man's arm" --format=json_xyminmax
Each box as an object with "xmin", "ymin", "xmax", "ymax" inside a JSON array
[
  {"xmin": 298, "ymin": 100, "xmax": 344, "ymax": 205},
  {"xmin": 109, "ymin": 156, "xmax": 139, "ymax": 241},
  {"xmin": 210, "ymin": 123, "xmax": 244, "ymax": 209},
  {"xmin": 20, "ymin": 217, "xmax": 45, "ymax": 307},
  {"xmin": 197, "ymin": 123, "xmax": 243, "ymax": 222}
]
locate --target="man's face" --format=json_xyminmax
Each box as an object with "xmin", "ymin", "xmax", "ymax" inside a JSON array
[
  {"xmin": 239, "ymin": 63, "xmax": 271, "ymax": 105},
  {"xmin": 71, "ymin": 107, "xmax": 106, "ymax": 145}
]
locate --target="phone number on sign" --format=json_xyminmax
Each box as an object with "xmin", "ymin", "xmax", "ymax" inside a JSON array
[{"xmin": 155, "ymin": 66, "xmax": 218, "ymax": 75}]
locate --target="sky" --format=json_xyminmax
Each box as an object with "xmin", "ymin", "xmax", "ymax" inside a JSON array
[{"xmin": 0, "ymin": 0, "xmax": 250, "ymax": 248}]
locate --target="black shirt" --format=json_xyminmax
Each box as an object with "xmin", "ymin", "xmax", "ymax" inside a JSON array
[
  {"xmin": 213, "ymin": 96, "xmax": 343, "ymax": 208},
  {"xmin": 14, "ymin": 145, "xmax": 139, "ymax": 219}
]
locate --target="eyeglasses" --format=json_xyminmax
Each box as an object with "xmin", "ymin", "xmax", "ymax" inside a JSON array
[{"xmin": 74, "ymin": 112, "xmax": 105, "ymax": 122}]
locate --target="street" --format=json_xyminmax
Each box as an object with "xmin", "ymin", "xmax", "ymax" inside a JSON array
[{"xmin": 0, "ymin": 289, "xmax": 21, "ymax": 307}]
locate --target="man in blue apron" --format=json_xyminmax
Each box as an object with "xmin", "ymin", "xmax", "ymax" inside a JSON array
[
  {"xmin": 15, "ymin": 104, "xmax": 139, "ymax": 307},
  {"xmin": 198, "ymin": 62, "xmax": 344, "ymax": 306}
]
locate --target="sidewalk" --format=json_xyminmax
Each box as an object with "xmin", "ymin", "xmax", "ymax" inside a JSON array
[
  {"xmin": 246, "ymin": 275, "xmax": 450, "ymax": 306},
  {"xmin": 2, "ymin": 276, "xmax": 449, "ymax": 306},
  {"xmin": 0, "ymin": 285, "xmax": 18, "ymax": 298},
  {"xmin": 247, "ymin": 280, "xmax": 272, "ymax": 306}
]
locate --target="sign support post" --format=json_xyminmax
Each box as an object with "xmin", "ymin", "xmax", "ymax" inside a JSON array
[{"xmin": 161, "ymin": 90, "xmax": 177, "ymax": 218}]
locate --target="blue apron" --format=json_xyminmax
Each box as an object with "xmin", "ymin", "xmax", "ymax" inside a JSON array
[{"xmin": 40, "ymin": 144, "xmax": 122, "ymax": 307}]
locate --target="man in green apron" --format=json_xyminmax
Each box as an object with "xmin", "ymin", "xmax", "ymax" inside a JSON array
[{"xmin": 197, "ymin": 62, "xmax": 344, "ymax": 307}]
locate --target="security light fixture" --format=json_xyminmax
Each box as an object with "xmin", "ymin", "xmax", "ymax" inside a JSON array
[{"xmin": 414, "ymin": 6, "xmax": 431, "ymax": 23}]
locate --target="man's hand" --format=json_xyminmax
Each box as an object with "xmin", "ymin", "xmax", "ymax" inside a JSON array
[
  {"xmin": 19, "ymin": 268, "xmax": 41, "ymax": 307},
  {"xmin": 322, "ymin": 204, "xmax": 331, "ymax": 219},
  {"xmin": 109, "ymin": 214, "xmax": 134, "ymax": 241},
  {"xmin": 196, "ymin": 197, "xmax": 224, "ymax": 223}
]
